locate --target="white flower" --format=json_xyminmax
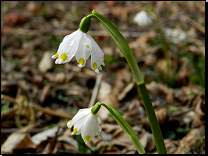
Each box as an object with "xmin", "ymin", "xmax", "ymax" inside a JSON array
[
  {"xmin": 133, "ymin": 11, "xmax": 153, "ymax": 26},
  {"xmin": 67, "ymin": 107, "xmax": 102, "ymax": 145},
  {"xmin": 52, "ymin": 29, "xmax": 105, "ymax": 74},
  {"xmin": 164, "ymin": 28, "xmax": 187, "ymax": 44}
]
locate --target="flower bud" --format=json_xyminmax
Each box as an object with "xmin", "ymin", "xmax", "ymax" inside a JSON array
[
  {"xmin": 79, "ymin": 16, "xmax": 91, "ymax": 33},
  {"xmin": 91, "ymin": 102, "xmax": 101, "ymax": 114}
]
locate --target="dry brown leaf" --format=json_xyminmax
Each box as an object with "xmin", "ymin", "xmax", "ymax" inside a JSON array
[
  {"xmin": 17, "ymin": 80, "xmax": 30, "ymax": 91},
  {"xmin": 97, "ymin": 81, "xmax": 119, "ymax": 120},
  {"xmin": 155, "ymin": 107, "xmax": 168, "ymax": 125},
  {"xmin": 1, "ymin": 54, "xmax": 14, "ymax": 72},
  {"xmin": 58, "ymin": 134, "xmax": 78, "ymax": 150},
  {"xmin": 111, "ymin": 7, "xmax": 130, "ymax": 20},
  {"xmin": 176, "ymin": 66, "xmax": 188, "ymax": 82},
  {"xmin": 1, "ymin": 132, "xmax": 37, "ymax": 154},
  {"xmin": 156, "ymin": 58, "xmax": 176, "ymax": 76},
  {"xmin": 166, "ymin": 92, "xmax": 175, "ymax": 105},
  {"xmin": 182, "ymin": 111, "xmax": 195, "ymax": 126},
  {"xmin": 164, "ymin": 139, "xmax": 178, "ymax": 154},
  {"xmin": 118, "ymin": 82, "xmax": 135, "ymax": 101},
  {"xmin": 54, "ymin": 72, "xmax": 66, "ymax": 84},
  {"xmin": 139, "ymin": 132, "xmax": 155, "ymax": 152},
  {"xmin": 175, "ymin": 126, "xmax": 205, "ymax": 154},
  {"xmin": 192, "ymin": 99, "xmax": 205, "ymax": 128},
  {"xmin": 42, "ymin": 138, "xmax": 58, "ymax": 154},
  {"xmin": 116, "ymin": 67, "xmax": 133, "ymax": 84},
  {"xmin": 3, "ymin": 12, "xmax": 26, "ymax": 27},
  {"xmin": 1, "ymin": 125, "xmax": 37, "ymax": 154},
  {"xmin": 102, "ymin": 46, "xmax": 114, "ymax": 56},
  {"xmin": 129, "ymin": 37, "xmax": 147, "ymax": 50},
  {"xmin": 122, "ymin": 99, "xmax": 145, "ymax": 122},
  {"xmin": 111, "ymin": 131, "xmax": 133, "ymax": 148},
  {"xmin": 26, "ymin": 1, "xmax": 42, "ymax": 14},
  {"xmin": 42, "ymin": 127, "xmax": 62, "ymax": 154},
  {"xmin": 106, "ymin": 1, "xmax": 118, "ymax": 7},
  {"xmin": 31, "ymin": 127, "xmax": 64, "ymax": 145},
  {"xmin": 146, "ymin": 81, "xmax": 187, "ymax": 103},
  {"xmin": 100, "ymin": 124, "xmax": 143, "ymax": 153},
  {"xmin": 92, "ymin": 2, "xmax": 110, "ymax": 17},
  {"xmin": 39, "ymin": 84, "xmax": 51, "ymax": 103},
  {"xmin": 144, "ymin": 54, "xmax": 157, "ymax": 66}
]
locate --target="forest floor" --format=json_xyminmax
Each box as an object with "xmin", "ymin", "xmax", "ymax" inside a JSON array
[{"xmin": 1, "ymin": 1, "xmax": 205, "ymax": 154}]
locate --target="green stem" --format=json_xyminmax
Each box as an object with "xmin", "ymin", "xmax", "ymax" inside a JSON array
[
  {"xmin": 99, "ymin": 103, "xmax": 146, "ymax": 154},
  {"xmin": 190, "ymin": 56, "xmax": 205, "ymax": 89},
  {"xmin": 88, "ymin": 12, "xmax": 144, "ymax": 85},
  {"xmin": 138, "ymin": 83, "xmax": 167, "ymax": 154},
  {"xmin": 91, "ymin": 10, "xmax": 167, "ymax": 154}
]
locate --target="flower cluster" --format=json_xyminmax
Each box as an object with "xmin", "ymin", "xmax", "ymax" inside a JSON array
[
  {"xmin": 52, "ymin": 29, "xmax": 105, "ymax": 74},
  {"xmin": 67, "ymin": 107, "xmax": 102, "ymax": 145},
  {"xmin": 133, "ymin": 11, "xmax": 153, "ymax": 26}
]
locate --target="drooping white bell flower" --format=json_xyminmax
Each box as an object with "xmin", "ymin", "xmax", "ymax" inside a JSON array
[
  {"xmin": 52, "ymin": 29, "xmax": 105, "ymax": 74},
  {"xmin": 67, "ymin": 107, "xmax": 102, "ymax": 145},
  {"xmin": 133, "ymin": 11, "xmax": 153, "ymax": 26}
]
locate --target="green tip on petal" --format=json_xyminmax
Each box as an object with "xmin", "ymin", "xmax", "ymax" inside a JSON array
[
  {"xmin": 60, "ymin": 53, "xmax": 68, "ymax": 62},
  {"xmin": 84, "ymin": 135, "xmax": 91, "ymax": 144},
  {"xmin": 73, "ymin": 128, "xmax": 77, "ymax": 134},
  {"xmin": 55, "ymin": 52, "xmax": 58, "ymax": 57},
  {"xmin": 78, "ymin": 58, "xmax": 85, "ymax": 67},
  {"xmin": 93, "ymin": 62, "xmax": 98, "ymax": 70},
  {"xmin": 67, "ymin": 120, "xmax": 72, "ymax": 127},
  {"xmin": 99, "ymin": 134, "xmax": 103, "ymax": 138}
]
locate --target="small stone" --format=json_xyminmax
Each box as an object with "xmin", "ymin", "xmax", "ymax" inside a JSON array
[{"xmin": 38, "ymin": 52, "xmax": 53, "ymax": 73}]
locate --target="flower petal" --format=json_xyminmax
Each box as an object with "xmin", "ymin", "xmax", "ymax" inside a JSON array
[
  {"xmin": 67, "ymin": 120, "xmax": 73, "ymax": 128},
  {"xmin": 85, "ymin": 33, "xmax": 104, "ymax": 74},
  {"xmin": 81, "ymin": 114, "xmax": 101, "ymax": 144},
  {"xmin": 55, "ymin": 30, "xmax": 82, "ymax": 64},
  {"xmin": 75, "ymin": 33, "xmax": 92, "ymax": 67},
  {"xmin": 70, "ymin": 108, "xmax": 91, "ymax": 127}
]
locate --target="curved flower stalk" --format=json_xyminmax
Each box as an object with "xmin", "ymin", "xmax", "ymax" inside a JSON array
[
  {"xmin": 90, "ymin": 10, "xmax": 167, "ymax": 154},
  {"xmin": 67, "ymin": 107, "xmax": 102, "ymax": 145},
  {"xmin": 52, "ymin": 29, "xmax": 105, "ymax": 74},
  {"xmin": 133, "ymin": 10, "xmax": 153, "ymax": 26}
]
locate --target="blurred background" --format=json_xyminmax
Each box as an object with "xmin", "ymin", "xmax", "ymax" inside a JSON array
[{"xmin": 1, "ymin": 1, "xmax": 205, "ymax": 154}]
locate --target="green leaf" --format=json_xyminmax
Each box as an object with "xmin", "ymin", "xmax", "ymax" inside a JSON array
[
  {"xmin": 76, "ymin": 134, "xmax": 88, "ymax": 153},
  {"xmin": 1, "ymin": 102, "xmax": 10, "ymax": 111}
]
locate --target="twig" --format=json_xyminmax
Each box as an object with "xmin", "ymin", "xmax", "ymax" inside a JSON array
[
  {"xmin": 1, "ymin": 128, "xmax": 45, "ymax": 134},
  {"xmin": 88, "ymin": 73, "xmax": 102, "ymax": 107},
  {"xmin": 1, "ymin": 94, "xmax": 73, "ymax": 119},
  {"xmin": 1, "ymin": 27, "xmax": 160, "ymax": 38},
  {"xmin": 2, "ymin": 27, "xmax": 205, "ymax": 44}
]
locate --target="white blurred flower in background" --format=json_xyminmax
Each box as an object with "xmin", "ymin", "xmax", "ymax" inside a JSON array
[
  {"xmin": 133, "ymin": 10, "xmax": 153, "ymax": 26},
  {"xmin": 164, "ymin": 28, "xmax": 187, "ymax": 44}
]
